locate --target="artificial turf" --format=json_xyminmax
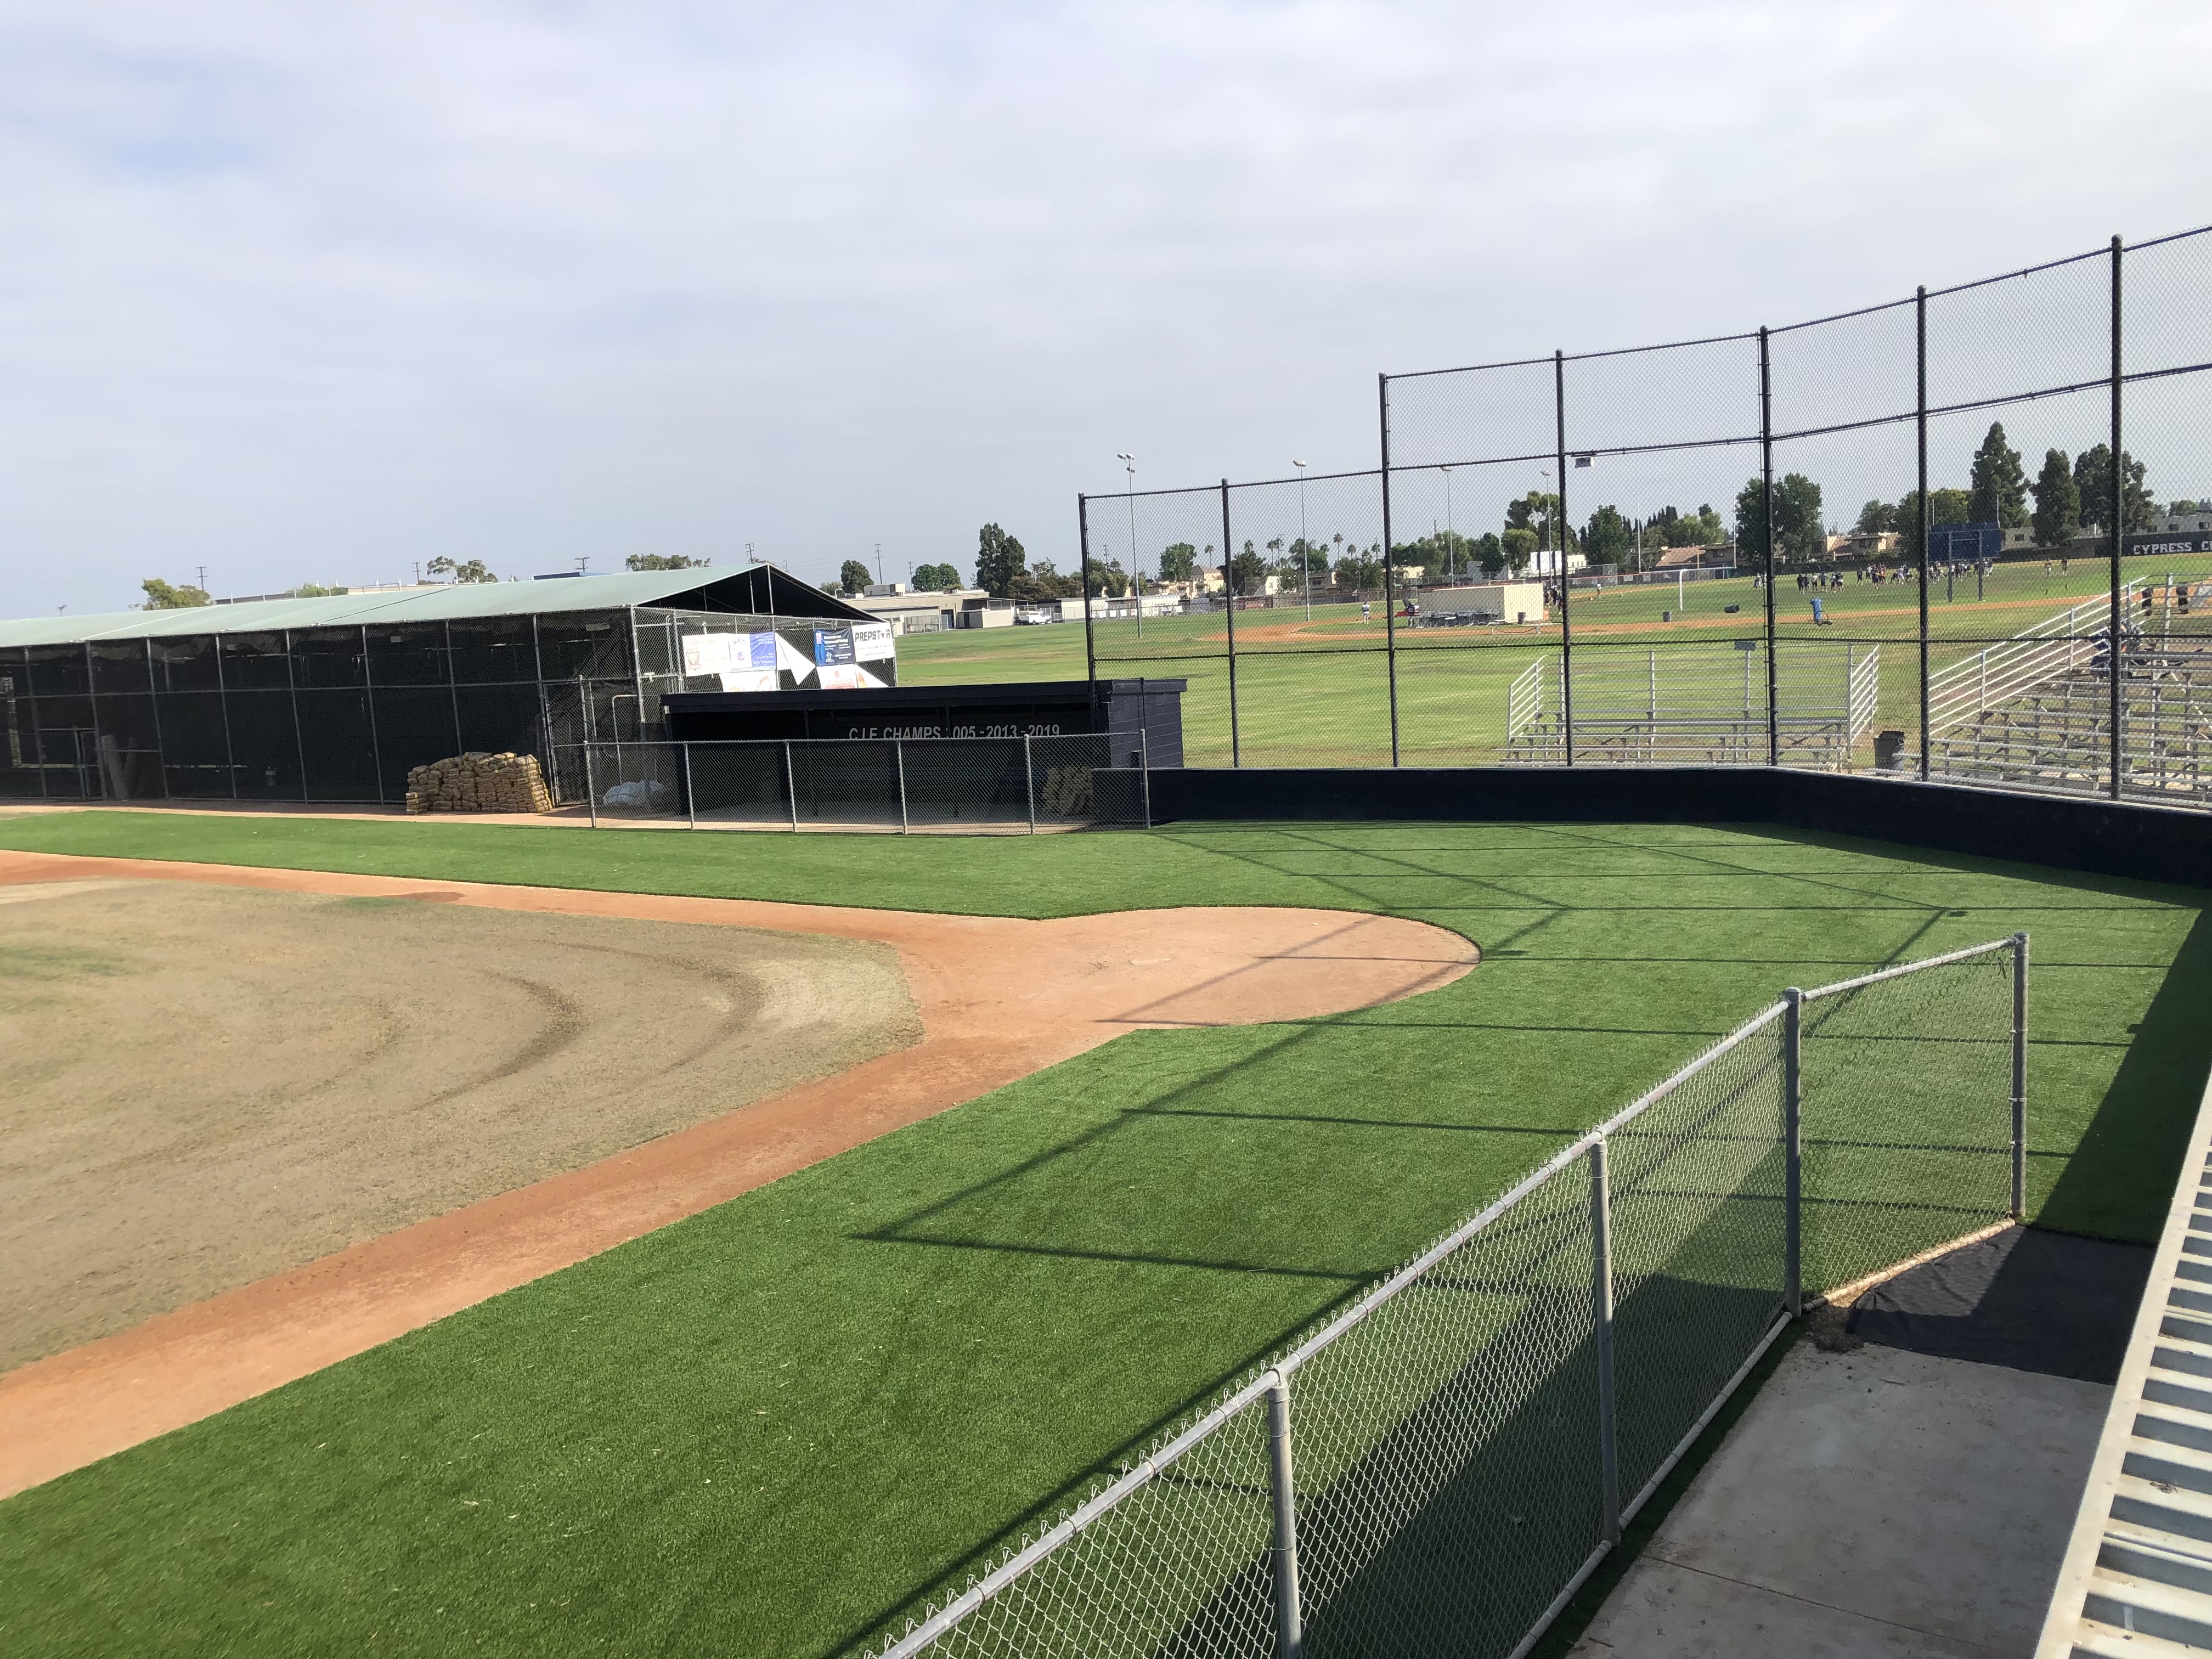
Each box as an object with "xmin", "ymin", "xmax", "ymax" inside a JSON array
[
  {"xmin": 0, "ymin": 812, "xmax": 2204, "ymax": 1658},
  {"xmin": 894, "ymin": 550, "xmax": 2212, "ymax": 768}
]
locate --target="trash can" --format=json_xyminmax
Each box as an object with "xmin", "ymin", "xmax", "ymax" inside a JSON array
[{"xmin": 1874, "ymin": 729, "xmax": 1906, "ymax": 771}]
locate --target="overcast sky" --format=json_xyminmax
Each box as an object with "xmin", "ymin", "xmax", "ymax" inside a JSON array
[{"xmin": 2, "ymin": 1, "xmax": 2207, "ymax": 614}]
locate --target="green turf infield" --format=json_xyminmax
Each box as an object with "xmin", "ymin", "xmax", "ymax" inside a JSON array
[{"xmin": 0, "ymin": 811, "xmax": 2204, "ymax": 1658}]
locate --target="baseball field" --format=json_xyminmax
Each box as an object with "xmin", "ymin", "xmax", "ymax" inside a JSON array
[
  {"xmin": 0, "ymin": 806, "xmax": 2205, "ymax": 1658},
  {"xmin": 899, "ymin": 551, "xmax": 2212, "ymax": 769}
]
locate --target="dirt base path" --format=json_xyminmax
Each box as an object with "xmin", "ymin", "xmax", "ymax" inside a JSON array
[{"xmin": 0, "ymin": 850, "xmax": 1476, "ymax": 1498}]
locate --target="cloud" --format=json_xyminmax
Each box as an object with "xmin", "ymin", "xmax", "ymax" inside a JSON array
[{"xmin": 0, "ymin": 0, "xmax": 2207, "ymax": 608}]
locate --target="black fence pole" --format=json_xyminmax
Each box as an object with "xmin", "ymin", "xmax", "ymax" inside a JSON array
[
  {"xmin": 1078, "ymin": 493, "xmax": 1097, "ymax": 694},
  {"xmin": 1554, "ymin": 350, "xmax": 1573, "ymax": 767},
  {"xmin": 1221, "ymin": 478, "xmax": 1242, "ymax": 767},
  {"xmin": 1759, "ymin": 325, "xmax": 1780, "ymax": 768},
  {"xmin": 2108, "ymin": 234, "xmax": 2124, "ymax": 802},
  {"xmin": 1379, "ymin": 374, "xmax": 1400, "ymax": 765},
  {"xmin": 1916, "ymin": 286, "xmax": 1931, "ymax": 781}
]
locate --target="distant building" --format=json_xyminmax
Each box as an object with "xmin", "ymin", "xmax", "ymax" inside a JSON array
[
  {"xmin": 855, "ymin": 587, "xmax": 990, "ymax": 634},
  {"xmin": 1651, "ymin": 545, "xmax": 1734, "ymax": 571}
]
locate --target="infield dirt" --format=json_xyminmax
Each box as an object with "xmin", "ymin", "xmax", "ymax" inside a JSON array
[
  {"xmin": 0, "ymin": 878, "xmax": 918, "ymax": 1373},
  {"xmin": 0, "ymin": 850, "xmax": 1477, "ymax": 1498}
]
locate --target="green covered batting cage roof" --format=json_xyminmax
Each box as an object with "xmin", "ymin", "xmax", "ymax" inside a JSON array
[{"xmin": 0, "ymin": 565, "xmax": 872, "ymax": 649}]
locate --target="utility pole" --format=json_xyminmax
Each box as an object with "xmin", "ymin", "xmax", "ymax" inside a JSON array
[{"xmin": 875, "ymin": 543, "xmax": 884, "ymax": 586}]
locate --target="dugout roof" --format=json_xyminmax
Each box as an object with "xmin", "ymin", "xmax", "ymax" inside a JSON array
[{"xmin": 0, "ymin": 565, "xmax": 872, "ymax": 649}]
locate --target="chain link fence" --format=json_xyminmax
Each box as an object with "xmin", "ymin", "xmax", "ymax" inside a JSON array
[
  {"xmin": 1077, "ymin": 227, "xmax": 2212, "ymax": 805},
  {"xmin": 554, "ymin": 734, "xmax": 1147, "ymax": 833},
  {"xmin": 863, "ymin": 935, "xmax": 2026, "ymax": 1659}
]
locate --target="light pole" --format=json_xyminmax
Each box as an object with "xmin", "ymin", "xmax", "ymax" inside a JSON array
[
  {"xmin": 1294, "ymin": 460, "xmax": 1312, "ymax": 622},
  {"xmin": 1442, "ymin": 465, "xmax": 1455, "ymax": 583},
  {"xmin": 1116, "ymin": 453, "xmax": 1141, "ymax": 636}
]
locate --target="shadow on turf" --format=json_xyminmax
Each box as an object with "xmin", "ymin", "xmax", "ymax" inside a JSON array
[
  {"xmin": 2040, "ymin": 904, "xmax": 2212, "ymax": 1242},
  {"xmin": 840, "ymin": 823, "xmax": 2207, "ymax": 1651}
]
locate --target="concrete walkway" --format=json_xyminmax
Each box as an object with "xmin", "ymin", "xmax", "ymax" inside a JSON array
[
  {"xmin": 1568, "ymin": 1339, "xmax": 2109, "ymax": 1656},
  {"xmin": 1569, "ymin": 1225, "xmax": 2151, "ymax": 1657}
]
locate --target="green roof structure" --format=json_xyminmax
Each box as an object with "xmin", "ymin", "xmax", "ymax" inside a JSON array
[{"xmin": 0, "ymin": 565, "xmax": 872, "ymax": 648}]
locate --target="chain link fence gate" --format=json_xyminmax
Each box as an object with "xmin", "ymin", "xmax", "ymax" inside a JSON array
[
  {"xmin": 861, "ymin": 935, "xmax": 2026, "ymax": 1659},
  {"xmin": 554, "ymin": 733, "xmax": 1148, "ymax": 833}
]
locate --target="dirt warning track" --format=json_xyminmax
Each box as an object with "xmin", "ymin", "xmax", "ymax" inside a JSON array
[{"xmin": 0, "ymin": 849, "xmax": 1476, "ymax": 1497}]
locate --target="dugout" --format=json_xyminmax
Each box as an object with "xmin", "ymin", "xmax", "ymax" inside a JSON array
[
  {"xmin": 664, "ymin": 678, "xmax": 1188, "ymax": 768},
  {"xmin": 0, "ymin": 564, "xmax": 873, "ymax": 805}
]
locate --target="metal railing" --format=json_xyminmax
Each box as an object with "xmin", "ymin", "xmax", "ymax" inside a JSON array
[
  {"xmin": 1925, "ymin": 584, "xmax": 2143, "ymax": 737},
  {"xmin": 1505, "ymin": 642, "xmax": 1883, "ymax": 769},
  {"xmin": 554, "ymin": 733, "xmax": 1150, "ymax": 834},
  {"xmin": 2035, "ymin": 1055, "xmax": 2212, "ymax": 1654},
  {"xmin": 865, "ymin": 935, "xmax": 2028, "ymax": 1659}
]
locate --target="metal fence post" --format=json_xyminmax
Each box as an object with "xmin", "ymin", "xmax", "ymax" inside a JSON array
[
  {"xmin": 1078, "ymin": 493, "xmax": 1097, "ymax": 691},
  {"xmin": 2012, "ymin": 932, "xmax": 2030, "ymax": 1220},
  {"xmin": 1221, "ymin": 478, "xmax": 1242, "ymax": 767},
  {"xmin": 895, "ymin": 739, "xmax": 909, "ymax": 833},
  {"xmin": 783, "ymin": 740, "xmax": 798, "ymax": 833},
  {"xmin": 1381, "ymin": 374, "xmax": 1402, "ymax": 767},
  {"xmin": 1024, "ymin": 732, "xmax": 1037, "ymax": 833},
  {"xmin": 1759, "ymin": 325, "xmax": 1780, "ymax": 769},
  {"xmin": 682, "ymin": 742, "xmax": 696, "ymax": 830},
  {"xmin": 1265, "ymin": 1371, "xmax": 1306, "ymax": 1659},
  {"xmin": 1590, "ymin": 1138, "xmax": 1621, "ymax": 1546},
  {"xmin": 2108, "ymin": 234, "xmax": 2125, "ymax": 802},
  {"xmin": 584, "ymin": 742, "xmax": 598, "ymax": 828},
  {"xmin": 1916, "ymin": 286, "xmax": 1931, "ymax": 781},
  {"xmin": 1554, "ymin": 351, "xmax": 1573, "ymax": 769},
  {"xmin": 1784, "ymin": 988, "xmax": 1804, "ymax": 1319}
]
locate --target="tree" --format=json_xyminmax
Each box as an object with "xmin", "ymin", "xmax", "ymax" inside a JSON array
[
  {"xmin": 625, "ymin": 553, "xmax": 711, "ymax": 571},
  {"xmin": 974, "ymin": 523, "xmax": 1027, "ymax": 597},
  {"xmin": 1475, "ymin": 532, "xmax": 1506, "ymax": 577},
  {"xmin": 1505, "ymin": 490, "xmax": 1570, "ymax": 551},
  {"xmin": 1083, "ymin": 557, "xmax": 1128, "ymax": 598},
  {"xmin": 1641, "ymin": 504, "xmax": 1725, "ymax": 551},
  {"xmin": 141, "ymin": 577, "xmax": 210, "ymax": 609},
  {"xmin": 1500, "ymin": 527, "xmax": 1538, "ymax": 575},
  {"xmin": 911, "ymin": 562, "xmax": 962, "ymax": 591},
  {"xmin": 1158, "ymin": 542, "xmax": 1198, "ymax": 584},
  {"xmin": 1229, "ymin": 540, "xmax": 1268, "ymax": 596},
  {"xmin": 1334, "ymin": 552, "xmax": 1385, "ymax": 591},
  {"xmin": 1582, "ymin": 506, "xmax": 1632, "ymax": 567},
  {"xmin": 838, "ymin": 559, "xmax": 874, "ymax": 596},
  {"xmin": 2072, "ymin": 444, "xmax": 2154, "ymax": 534},
  {"xmin": 1854, "ymin": 499, "xmax": 1899, "ymax": 535},
  {"xmin": 426, "ymin": 556, "xmax": 495, "ymax": 584},
  {"xmin": 288, "ymin": 582, "xmax": 346, "ymax": 598},
  {"xmin": 1733, "ymin": 473, "xmax": 1824, "ymax": 563},
  {"xmin": 1968, "ymin": 422, "xmax": 2029, "ymax": 528},
  {"xmin": 1894, "ymin": 486, "xmax": 1973, "ymax": 551},
  {"xmin": 2030, "ymin": 448, "xmax": 2081, "ymax": 550}
]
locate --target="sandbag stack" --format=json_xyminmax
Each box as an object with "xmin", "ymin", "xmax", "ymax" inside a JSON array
[{"xmin": 404, "ymin": 752, "xmax": 555, "ymax": 815}]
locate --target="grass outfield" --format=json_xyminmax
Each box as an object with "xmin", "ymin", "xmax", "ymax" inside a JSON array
[
  {"xmin": 896, "ymin": 552, "xmax": 2212, "ymax": 767},
  {"xmin": 0, "ymin": 811, "xmax": 2206, "ymax": 1658}
]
